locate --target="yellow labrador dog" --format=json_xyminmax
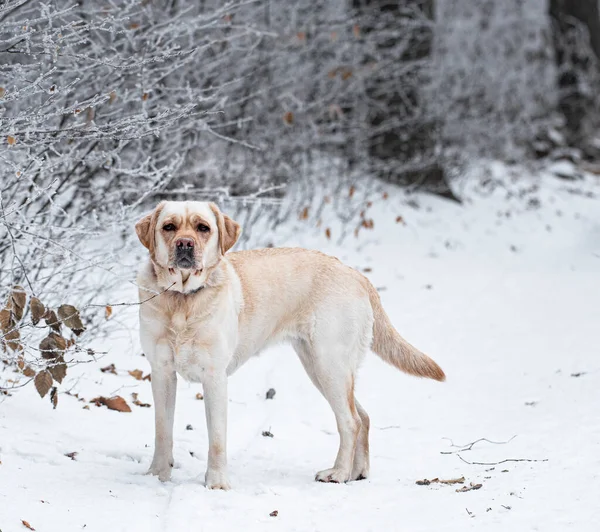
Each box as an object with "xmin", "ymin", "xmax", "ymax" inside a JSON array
[{"xmin": 135, "ymin": 201, "xmax": 444, "ymax": 489}]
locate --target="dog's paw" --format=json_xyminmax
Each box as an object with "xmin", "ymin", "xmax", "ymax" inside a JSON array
[
  {"xmin": 205, "ymin": 468, "xmax": 231, "ymax": 490},
  {"xmin": 351, "ymin": 469, "xmax": 369, "ymax": 481},
  {"xmin": 315, "ymin": 467, "xmax": 351, "ymax": 483},
  {"xmin": 147, "ymin": 454, "xmax": 174, "ymax": 482},
  {"xmin": 147, "ymin": 463, "xmax": 172, "ymax": 482}
]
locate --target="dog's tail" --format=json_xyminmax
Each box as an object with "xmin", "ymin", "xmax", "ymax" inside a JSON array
[{"xmin": 367, "ymin": 282, "xmax": 445, "ymax": 381}]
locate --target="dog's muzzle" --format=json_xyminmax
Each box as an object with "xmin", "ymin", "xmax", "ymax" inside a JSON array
[{"xmin": 174, "ymin": 238, "xmax": 196, "ymax": 269}]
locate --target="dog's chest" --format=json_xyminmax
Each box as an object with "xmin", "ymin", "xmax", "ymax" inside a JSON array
[{"xmin": 168, "ymin": 310, "xmax": 215, "ymax": 382}]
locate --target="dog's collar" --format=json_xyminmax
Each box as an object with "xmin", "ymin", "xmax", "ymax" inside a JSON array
[{"xmin": 186, "ymin": 285, "xmax": 205, "ymax": 296}]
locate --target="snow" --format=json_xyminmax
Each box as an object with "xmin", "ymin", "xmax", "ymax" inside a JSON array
[{"xmin": 1, "ymin": 165, "xmax": 599, "ymax": 531}]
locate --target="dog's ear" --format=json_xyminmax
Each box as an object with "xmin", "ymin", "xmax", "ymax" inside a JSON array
[
  {"xmin": 209, "ymin": 203, "xmax": 241, "ymax": 254},
  {"xmin": 135, "ymin": 202, "xmax": 165, "ymax": 252}
]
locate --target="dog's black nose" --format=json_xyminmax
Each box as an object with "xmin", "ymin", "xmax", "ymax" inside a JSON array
[{"xmin": 176, "ymin": 238, "xmax": 194, "ymax": 249}]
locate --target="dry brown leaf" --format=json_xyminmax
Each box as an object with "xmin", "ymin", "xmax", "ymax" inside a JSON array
[
  {"xmin": 142, "ymin": 92, "xmax": 149, "ymax": 101},
  {"xmin": 396, "ymin": 215, "xmax": 406, "ymax": 225},
  {"xmin": 142, "ymin": 373, "xmax": 151, "ymax": 381},
  {"xmin": 456, "ymin": 483, "xmax": 482, "ymax": 493},
  {"xmin": 382, "ymin": 192, "xmax": 389, "ymax": 200},
  {"xmin": 57, "ymin": 304, "xmax": 85, "ymax": 335},
  {"xmin": 440, "ymin": 476, "xmax": 465, "ymax": 485},
  {"xmin": 349, "ymin": 185, "xmax": 355, "ymax": 198},
  {"xmin": 361, "ymin": 219, "xmax": 374, "ymax": 229},
  {"xmin": 39, "ymin": 333, "xmax": 66, "ymax": 359},
  {"xmin": 50, "ymin": 386, "xmax": 58, "ymax": 409},
  {"xmin": 34, "ymin": 370, "xmax": 52, "ymax": 398},
  {"xmin": 105, "ymin": 305, "xmax": 113, "ymax": 320},
  {"xmin": 49, "ymin": 358, "xmax": 67, "ymax": 383},
  {"xmin": 8, "ymin": 135, "xmax": 16, "ymax": 146},
  {"xmin": 30, "ymin": 297, "xmax": 45, "ymax": 325},
  {"xmin": 325, "ymin": 228, "xmax": 331, "ymax": 239},
  {"xmin": 416, "ymin": 476, "xmax": 465, "ymax": 486},
  {"xmin": 128, "ymin": 369, "xmax": 143, "ymax": 380},
  {"xmin": 131, "ymin": 392, "xmax": 151, "ymax": 408},
  {"xmin": 341, "ymin": 68, "xmax": 352, "ymax": 81},
  {"xmin": 10, "ymin": 286, "xmax": 26, "ymax": 321},
  {"xmin": 283, "ymin": 111, "xmax": 294, "ymax": 125},
  {"xmin": 299, "ymin": 206, "xmax": 309, "ymax": 220},
  {"xmin": 0, "ymin": 87, "xmax": 5, "ymax": 98},
  {"xmin": 0, "ymin": 308, "xmax": 13, "ymax": 333},
  {"xmin": 109, "ymin": 90, "xmax": 117, "ymax": 104},
  {"xmin": 90, "ymin": 395, "xmax": 131, "ymax": 413},
  {"xmin": 44, "ymin": 309, "xmax": 61, "ymax": 332},
  {"xmin": 100, "ymin": 363, "xmax": 117, "ymax": 374},
  {"xmin": 23, "ymin": 366, "xmax": 36, "ymax": 378},
  {"xmin": 22, "ymin": 519, "xmax": 35, "ymax": 530}
]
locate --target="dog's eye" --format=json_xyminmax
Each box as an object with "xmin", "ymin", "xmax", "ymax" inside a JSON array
[
  {"xmin": 163, "ymin": 224, "xmax": 176, "ymax": 231},
  {"xmin": 197, "ymin": 224, "xmax": 210, "ymax": 233}
]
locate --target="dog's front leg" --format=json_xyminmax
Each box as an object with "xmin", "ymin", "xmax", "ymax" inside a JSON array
[
  {"xmin": 147, "ymin": 340, "xmax": 177, "ymax": 482},
  {"xmin": 202, "ymin": 372, "xmax": 231, "ymax": 490}
]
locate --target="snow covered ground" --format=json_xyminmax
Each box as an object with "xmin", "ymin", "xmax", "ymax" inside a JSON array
[{"xmin": 1, "ymin": 164, "xmax": 599, "ymax": 531}]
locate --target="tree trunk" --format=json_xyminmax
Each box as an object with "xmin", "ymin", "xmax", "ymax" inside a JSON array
[{"xmin": 549, "ymin": 0, "xmax": 600, "ymax": 148}]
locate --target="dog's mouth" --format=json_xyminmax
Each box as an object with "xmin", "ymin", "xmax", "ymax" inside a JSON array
[
  {"xmin": 174, "ymin": 256, "xmax": 195, "ymax": 269},
  {"xmin": 168, "ymin": 265, "xmax": 204, "ymax": 276}
]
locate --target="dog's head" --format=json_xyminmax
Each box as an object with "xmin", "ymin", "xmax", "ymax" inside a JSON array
[{"xmin": 135, "ymin": 201, "xmax": 240, "ymax": 277}]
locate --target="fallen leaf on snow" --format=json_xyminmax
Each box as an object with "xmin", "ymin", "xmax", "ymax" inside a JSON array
[
  {"xmin": 22, "ymin": 520, "xmax": 35, "ymax": 530},
  {"xmin": 90, "ymin": 395, "xmax": 131, "ymax": 412},
  {"xmin": 131, "ymin": 392, "xmax": 151, "ymax": 408},
  {"xmin": 416, "ymin": 476, "xmax": 464, "ymax": 486},
  {"xmin": 128, "ymin": 369, "xmax": 143, "ymax": 380},
  {"xmin": 456, "ymin": 483, "xmax": 482, "ymax": 493}
]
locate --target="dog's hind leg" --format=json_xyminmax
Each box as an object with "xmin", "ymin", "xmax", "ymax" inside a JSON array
[
  {"xmin": 351, "ymin": 399, "xmax": 370, "ymax": 480},
  {"xmin": 292, "ymin": 338, "xmax": 362, "ymax": 483}
]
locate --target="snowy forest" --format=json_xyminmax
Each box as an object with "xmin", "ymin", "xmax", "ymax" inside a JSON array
[{"xmin": 1, "ymin": 1, "xmax": 599, "ymax": 531}]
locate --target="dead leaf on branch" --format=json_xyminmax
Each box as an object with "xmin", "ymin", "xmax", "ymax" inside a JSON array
[
  {"xmin": 39, "ymin": 332, "xmax": 66, "ymax": 359},
  {"xmin": 23, "ymin": 366, "xmax": 36, "ymax": 378},
  {"xmin": 34, "ymin": 370, "xmax": 53, "ymax": 398},
  {"xmin": 0, "ymin": 307, "xmax": 13, "ymax": 333},
  {"xmin": 90, "ymin": 395, "xmax": 131, "ymax": 413},
  {"xmin": 44, "ymin": 310, "xmax": 61, "ymax": 332},
  {"xmin": 30, "ymin": 297, "xmax": 45, "ymax": 325},
  {"xmin": 9, "ymin": 286, "xmax": 27, "ymax": 321},
  {"xmin": 48, "ymin": 357, "xmax": 67, "ymax": 383},
  {"xmin": 105, "ymin": 305, "xmax": 112, "ymax": 320},
  {"xmin": 57, "ymin": 304, "xmax": 85, "ymax": 335},
  {"xmin": 21, "ymin": 519, "xmax": 35, "ymax": 530},
  {"xmin": 50, "ymin": 386, "xmax": 58, "ymax": 409}
]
